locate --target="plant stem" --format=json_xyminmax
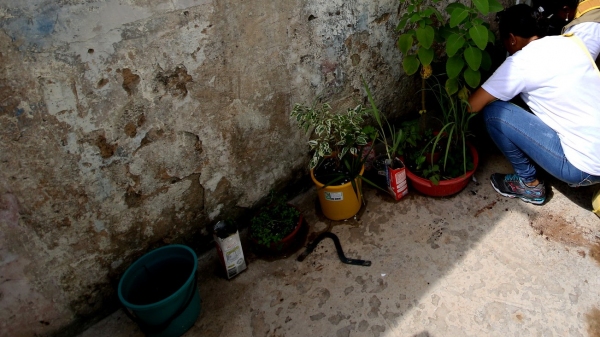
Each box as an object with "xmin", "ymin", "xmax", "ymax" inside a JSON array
[{"xmin": 421, "ymin": 77, "xmax": 426, "ymax": 112}]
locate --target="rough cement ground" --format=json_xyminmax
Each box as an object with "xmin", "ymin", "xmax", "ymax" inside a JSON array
[{"xmin": 79, "ymin": 152, "xmax": 600, "ymax": 337}]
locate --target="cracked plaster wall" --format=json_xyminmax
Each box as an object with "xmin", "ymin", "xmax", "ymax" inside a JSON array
[{"xmin": 0, "ymin": 0, "xmax": 416, "ymax": 335}]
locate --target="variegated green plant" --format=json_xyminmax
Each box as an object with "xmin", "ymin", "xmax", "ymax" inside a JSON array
[
  {"xmin": 291, "ymin": 101, "xmax": 369, "ymax": 170},
  {"xmin": 292, "ymin": 99, "xmax": 387, "ymax": 201},
  {"xmin": 397, "ymin": 0, "xmax": 503, "ymax": 93}
]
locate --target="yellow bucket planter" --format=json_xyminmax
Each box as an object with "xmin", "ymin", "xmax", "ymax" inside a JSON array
[{"xmin": 310, "ymin": 165, "xmax": 364, "ymax": 221}]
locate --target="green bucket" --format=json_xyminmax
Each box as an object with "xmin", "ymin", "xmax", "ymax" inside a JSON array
[{"xmin": 118, "ymin": 244, "xmax": 201, "ymax": 337}]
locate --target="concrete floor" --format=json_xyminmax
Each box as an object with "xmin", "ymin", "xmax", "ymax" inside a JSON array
[{"xmin": 80, "ymin": 152, "xmax": 600, "ymax": 337}]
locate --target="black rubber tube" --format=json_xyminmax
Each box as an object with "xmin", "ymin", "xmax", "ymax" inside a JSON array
[{"xmin": 297, "ymin": 232, "xmax": 371, "ymax": 266}]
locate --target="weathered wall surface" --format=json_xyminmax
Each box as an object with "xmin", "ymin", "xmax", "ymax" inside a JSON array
[{"xmin": 0, "ymin": 0, "xmax": 415, "ymax": 335}]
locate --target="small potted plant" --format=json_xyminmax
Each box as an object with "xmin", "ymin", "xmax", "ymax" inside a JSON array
[
  {"xmin": 291, "ymin": 99, "xmax": 379, "ymax": 220},
  {"xmin": 362, "ymin": 79, "xmax": 410, "ymax": 200},
  {"xmin": 249, "ymin": 191, "xmax": 303, "ymax": 254}
]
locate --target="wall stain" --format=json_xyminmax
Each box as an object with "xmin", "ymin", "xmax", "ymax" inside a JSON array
[
  {"xmin": 156, "ymin": 65, "xmax": 193, "ymax": 98},
  {"xmin": 119, "ymin": 68, "xmax": 140, "ymax": 96},
  {"xmin": 587, "ymin": 307, "xmax": 600, "ymax": 337},
  {"xmin": 590, "ymin": 242, "xmax": 600, "ymax": 266},
  {"xmin": 97, "ymin": 78, "xmax": 108, "ymax": 88},
  {"xmin": 124, "ymin": 122, "xmax": 137, "ymax": 137},
  {"xmin": 95, "ymin": 134, "xmax": 117, "ymax": 159},
  {"xmin": 374, "ymin": 13, "xmax": 390, "ymax": 24}
]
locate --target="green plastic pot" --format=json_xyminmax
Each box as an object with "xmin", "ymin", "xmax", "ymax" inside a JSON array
[{"xmin": 118, "ymin": 244, "xmax": 201, "ymax": 337}]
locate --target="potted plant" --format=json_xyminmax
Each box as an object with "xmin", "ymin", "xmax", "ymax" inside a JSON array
[
  {"xmin": 248, "ymin": 191, "xmax": 304, "ymax": 254},
  {"xmin": 362, "ymin": 80, "xmax": 410, "ymax": 200},
  {"xmin": 291, "ymin": 99, "xmax": 378, "ymax": 220},
  {"xmin": 394, "ymin": 0, "xmax": 497, "ymax": 196},
  {"xmin": 402, "ymin": 75, "xmax": 479, "ymax": 196}
]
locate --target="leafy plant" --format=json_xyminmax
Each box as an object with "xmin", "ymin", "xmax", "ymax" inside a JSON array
[
  {"xmin": 249, "ymin": 191, "xmax": 301, "ymax": 247},
  {"xmin": 291, "ymin": 99, "xmax": 382, "ymax": 200},
  {"xmin": 362, "ymin": 79, "xmax": 406, "ymax": 163},
  {"xmin": 428, "ymin": 75, "xmax": 475, "ymax": 173},
  {"xmin": 291, "ymin": 101, "xmax": 370, "ymax": 170},
  {"xmin": 406, "ymin": 75, "xmax": 476, "ymax": 184},
  {"xmin": 397, "ymin": 0, "xmax": 502, "ymax": 93}
]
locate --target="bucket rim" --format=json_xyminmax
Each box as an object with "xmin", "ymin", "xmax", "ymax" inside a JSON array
[{"xmin": 117, "ymin": 244, "xmax": 198, "ymax": 310}]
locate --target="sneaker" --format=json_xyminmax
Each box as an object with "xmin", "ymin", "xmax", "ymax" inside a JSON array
[{"xmin": 490, "ymin": 173, "xmax": 546, "ymax": 205}]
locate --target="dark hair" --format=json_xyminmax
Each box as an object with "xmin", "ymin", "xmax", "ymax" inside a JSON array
[
  {"xmin": 531, "ymin": 0, "xmax": 579, "ymax": 35},
  {"xmin": 532, "ymin": 0, "xmax": 579, "ymax": 17},
  {"xmin": 497, "ymin": 4, "xmax": 549, "ymax": 39}
]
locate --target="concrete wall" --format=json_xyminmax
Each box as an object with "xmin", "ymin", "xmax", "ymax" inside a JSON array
[{"xmin": 0, "ymin": 0, "xmax": 416, "ymax": 335}]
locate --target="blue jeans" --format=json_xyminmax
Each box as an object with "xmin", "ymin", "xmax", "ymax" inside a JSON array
[{"xmin": 483, "ymin": 101, "xmax": 600, "ymax": 187}]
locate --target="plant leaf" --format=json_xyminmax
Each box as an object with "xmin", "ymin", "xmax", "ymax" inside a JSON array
[
  {"xmin": 469, "ymin": 25, "xmax": 489, "ymax": 50},
  {"xmin": 446, "ymin": 55, "xmax": 464, "ymax": 79},
  {"xmin": 445, "ymin": 2, "xmax": 467, "ymax": 14},
  {"xmin": 446, "ymin": 33, "xmax": 465, "ymax": 57},
  {"xmin": 445, "ymin": 78, "xmax": 459, "ymax": 95},
  {"xmin": 488, "ymin": 29, "xmax": 496, "ymax": 44},
  {"xmin": 432, "ymin": 7, "xmax": 444, "ymax": 22},
  {"xmin": 472, "ymin": 0, "xmax": 489, "ymax": 15},
  {"xmin": 396, "ymin": 16, "xmax": 410, "ymax": 31},
  {"xmin": 464, "ymin": 67, "xmax": 481, "ymax": 88},
  {"xmin": 480, "ymin": 50, "xmax": 492, "ymax": 71},
  {"xmin": 472, "ymin": 18, "xmax": 484, "ymax": 26},
  {"xmin": 398, "ymin": 33, "xmax": 414, "ymax": 55},
  {"xmin": 420, "ymin": 7, "xmax": 434, "ymax": 18},
  {"xmin": 464, "ymin": 46, "xmax": 482, "ymax": 70},
  {"xmin": 449, "ymin": 7, "xmax": 469, "ymax": 28},
  {"xmin": 417, "ymin": 46, "xmax": 434, "ymax": 66},
  {"xmin": 416, "ymin": 25, "xmax": 435, "ymax": 49},
  {"xmin": 403, "ymin": 55, "xmax": 420, "ymax": 75},
  {"xmin": 488, "ymin": 0, "xmax": 504, "ymax": 13}
]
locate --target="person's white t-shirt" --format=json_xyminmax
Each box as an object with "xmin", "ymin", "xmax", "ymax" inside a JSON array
[
  {"xmin": 565, "ymin": 22, "xmax": 600, "ymax": 59},
  {"xmin": 481, "ymin": 35, "xmax": 600, "ymax": 176}
]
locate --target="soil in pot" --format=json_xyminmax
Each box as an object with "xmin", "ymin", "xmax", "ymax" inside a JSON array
[{"xmin": 313, "ymin": 157, "xmax": 355, "ymax": 185}]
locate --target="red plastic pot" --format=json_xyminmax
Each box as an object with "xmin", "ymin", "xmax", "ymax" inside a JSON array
[{"xmin": 405, "ymin": 143, "xmax": 478, "ymax": 197}]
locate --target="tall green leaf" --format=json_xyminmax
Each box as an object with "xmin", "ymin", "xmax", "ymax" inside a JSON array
[
  {"xmin": 403, "ymin": 55, "xmax": 420, "ymax": 75},
  {"xmin": 464, "ymin": 46, "xmax": 482, "ymax": 70},
  {"xmin": 446, "ymin": 55, "xmax": 465, "ymax": 79},
  {"xmin": 464, "ymin": 68, "xmax": 481, "ymax": 88},
  {"xmin": 445, "ymin": 78, "xmax": 460, "ymax": 95},
  {"xmin": 420, "ymin": 8, "xmax": 435, "ymax": 18},
  {"xmin": 446, "ymin": 33, "xmax": 465, "ymax": 57},
  {"xmin": 416, "ymin": 26, "xmax": 435, "ymax": 49},
  {"xmin": 397, "ymin": 16, "xmax": 409, "ymax": 31},
  {"xmin": 488, "ymin": 29, "xmax": 496, "ymax": 44},
  {"xmin": 398, "ymin": 34, "xmax": 413, "ymax": 55},
  {"xmin": 449, "ymin": 7, "xmax": 469, "ymax": 28},
  {"xmin": 469, "ymin": 25, "xmax": 489, "ymax": 50},
  {"xmin": 472, "ymin": 0, "xmax": 490, "ymax": 15},
  {"xmin": 488, "ymin": 0, "xmax": 504, "ymax": 13},
  {"xmin": 445, "ymin": 2, "xmax": 467, "ymax": 14},
  {"xmin": 480, "ymin": 50, "xmax": 492, "ymax": 71},
  {"xmin": 418, "ymin": 46, "xmax": 434, "ymax": 66}
]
